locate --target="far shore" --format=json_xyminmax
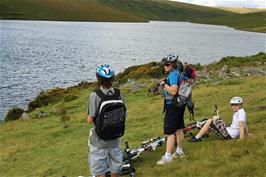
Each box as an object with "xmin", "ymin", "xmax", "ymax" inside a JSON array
[
  {"xmin": 1, "ymin": 0, "xmax": 265, "ymax": 33},
  {"xmin": 1, "ymin": 19, "xmax": 265, "ymax": 33}
]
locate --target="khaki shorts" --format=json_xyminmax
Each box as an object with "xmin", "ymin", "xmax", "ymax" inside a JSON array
[
  {"xmin": 88, "ymin": 128, "xmax": 122, "ymax": 176},
  {"xmin": 89, "ymin": 144, "xmax": 122, "ymax": 176}
]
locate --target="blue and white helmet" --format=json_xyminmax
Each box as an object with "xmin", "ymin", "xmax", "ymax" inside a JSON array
[
  {"xmin": 162, "ymin": 53, "xmax": 178, "ymax": 64},
  {"xmin": 230, "ymin": 96, "xmax": 243, "ymax": 104},
  {"xmin": 96, "ymin": 64, "xmax": 114, "ymax": 78}
]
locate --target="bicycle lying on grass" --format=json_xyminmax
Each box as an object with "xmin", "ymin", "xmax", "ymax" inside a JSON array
[
  {"xmin": 89, "ymin": 105, "xmax": 220, "ymax": 177},
  {"xmin": 183, "ymin": 104, "xmax": 220, "ymax": 137}
]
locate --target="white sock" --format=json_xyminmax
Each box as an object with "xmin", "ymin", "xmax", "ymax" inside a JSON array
[
  {"xmin": 195, "ymin": 134, "xmax": 201, "ymax": 139},
  {"xmin": 176, "ymin": 147, "xmax": 183, "ymax": 154},
  {"xmin": 164, "ymin": 152, "xmax": 173, "ymax": 160}
]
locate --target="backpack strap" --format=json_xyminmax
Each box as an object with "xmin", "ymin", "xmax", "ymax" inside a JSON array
[
  {"xmin": 95, "ymin": 89, "xmax": 108, "ymax": 100},
  {"xmin": 113, "ymin": 88, "xmax": 121, "ymax": 99},
  {"xmin": 95, "ymin": 88, "xmax": 121, "ymax": 99},
  {"xmin": 171, "ymin": 72, "xmax": 185, "ymax": 107},
  {"xmin": 173, "ymin": 77, "xmax": 184, "ymax": 100},
  {"xmin": 177, "ymin": 80, "xmax": 185, "ymax": 93}
]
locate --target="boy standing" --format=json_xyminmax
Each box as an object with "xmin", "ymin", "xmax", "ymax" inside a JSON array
[{"xmin": 87, "ymin": 64, "xmax": 127, "ymax": 177}]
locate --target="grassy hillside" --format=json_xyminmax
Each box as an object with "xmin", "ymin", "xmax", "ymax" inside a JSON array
[
  {"xmin": 217, "ymin": 7, "xmax": 266, "ymax": 14},
  {"xmin": 200, "ymin": 11, "xmax": 266, "ymax": 33},
  {"xmin": 206, "ymin": 52, "xmax": 266, "ymax": 71},
  {"xmin": 0, "ymin": 0, "xmax": 265, "ymax": 32},
  {"xmin": 98, "ymin": 0, "xmax": 232, "ymax": 21},
  {"xmin": 0, "ymin": 0, "xmax": 144, "ymax": 22},
  {"xmin": 1, "ymin": 54, "xmax": 266, "ymax": 177}
]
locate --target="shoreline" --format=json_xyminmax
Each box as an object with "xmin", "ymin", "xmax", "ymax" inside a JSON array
[
  {"xmin": 1, "ymin": 19, "xmax": 265, "ymax": 33},
  {"xmin": 2, "ymin": 52, "xmax": 266, "ymax": 121}
]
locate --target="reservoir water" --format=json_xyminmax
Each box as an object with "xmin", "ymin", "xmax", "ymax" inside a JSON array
[{"xmin": 0, "ymin": 20, "xmax": 265, "ymax": 119}]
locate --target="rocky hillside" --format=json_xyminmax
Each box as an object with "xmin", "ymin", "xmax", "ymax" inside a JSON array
[{"xmin": 4, "ymin": 52, "xmax": 266, "ymax": 121}]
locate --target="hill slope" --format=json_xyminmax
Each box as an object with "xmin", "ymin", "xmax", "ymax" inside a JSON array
[
  {"xmin": 0, "ymin": 0, "xmax": 145, "ymax": 22},
  {"xmin": 217, "ymin": 7, "xmax": 266, "ymax": 14},
  {"xmin": 1, "ymin": 54, "xmax": 266, "ymax": 177},
  {"xmin": 201, "ymin": 11, "xmax": 266, "ymax": 33},
  {"xmin": 0, "ymin": 0, "xmax": 265, "ymax": 32}
]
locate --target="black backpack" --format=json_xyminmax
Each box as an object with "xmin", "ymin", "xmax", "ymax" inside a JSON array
[{"xmin": 94, "ymin": 88, "xmax": 126, "ymax": 140}]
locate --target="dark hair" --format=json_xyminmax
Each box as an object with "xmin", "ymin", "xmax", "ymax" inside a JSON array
[
  {"xmin": 171, "ymin": 62, "xmax": 177, "ymax": 69},
  {"xmin": 96, "ymin": 74, "xmax": 114, "ymax": 89}
]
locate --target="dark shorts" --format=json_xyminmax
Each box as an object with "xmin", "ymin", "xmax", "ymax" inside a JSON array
[{"xmin": 164, "ymin": 104, "xmax": 185, "ymax": 135}]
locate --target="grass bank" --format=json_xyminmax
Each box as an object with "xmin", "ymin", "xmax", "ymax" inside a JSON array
[
  {"xmin": 1, "ymin": 54, "xmax": 266, "ymax": 177},
  {"xmin": 0, "ymin": 0, "xmax": 265, "ymax": 32},
  {"xmin": 217, "ymin": 7, "xmax": 266, "ymax": 14}
]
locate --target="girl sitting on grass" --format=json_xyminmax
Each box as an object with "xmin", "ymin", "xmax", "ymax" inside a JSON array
[{"xmin": 189, "ymin": 96, "xmax": 250, "ymax": 142}]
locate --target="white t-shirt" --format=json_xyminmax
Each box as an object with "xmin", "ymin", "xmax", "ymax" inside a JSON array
[{"xmin": 226, "ymin": 108, "xmax": 246, "ymax": 138}]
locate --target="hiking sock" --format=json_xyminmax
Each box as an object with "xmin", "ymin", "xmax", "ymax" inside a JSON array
[
  {"xmin": 175, "ymin": 147, "xmax": 183, "ymax": 154},
  {"xmin": 195, "ymin": 134, "xmax": 201, "ymax": 139},
  {"xmin": 165, "ymin": 152, "xmax": 173, "ymax": 161}
]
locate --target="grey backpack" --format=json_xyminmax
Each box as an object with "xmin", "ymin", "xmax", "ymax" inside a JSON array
[{"xmin": 174, "ymin": 80, "xmax": 192, "ymax": 107}]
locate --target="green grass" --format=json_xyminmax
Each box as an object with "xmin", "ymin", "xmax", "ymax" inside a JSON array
[
  {"xmin": 1, "ymin": 75, "xmax": 266, "ymax": 177},
  {"xmin": 0, "ymin": 0, "xmax": 145, "ymax": 22},
  {"xmin": 199, "ymin": 11, "xmax": 266, "ymax": 32},
  {"xmin": 207, "ymin": 52, "xmax": 266, "ymax": 71},
  {"xmin": 0, "ymin": 0, "xmax": 265, "ymax": 32}
]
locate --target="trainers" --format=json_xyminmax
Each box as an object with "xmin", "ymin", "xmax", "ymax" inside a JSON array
[
  {"xmin": 156, "ymin": 155, "xmax": 173, "ymax": 165},
  {"xmin": 172, "ymin": 151, "xmax": 185, "ymax": 159},
  {"xmin": 188, "ymin": 136, "xmax": 201, "ymax": 142}
]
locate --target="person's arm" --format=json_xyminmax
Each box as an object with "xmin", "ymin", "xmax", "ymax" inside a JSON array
[
  {"xmin": 161, "ymin": 71, "xmax": 179, "ymax": 96},
  {"xmin": 239, "ymin": 121, "xmax": 245, "ymax": 139},
  {"xmin": 120, "ymin": 92, "xmax": 127, "ymax": 117},
  {"xmin": 163, "ymin": 84, "xmax": 178, "ymax": 96},
  {"xmin": 244, "ymin": 125, "xmax": 251, "ymax": 136},
  {"xmin": 87, "ymin": 116, "xmax": 94, "ymax": 124},
  {"xmin": 87, "ymin": 92, "xmax": 97, "ymax": 125}
]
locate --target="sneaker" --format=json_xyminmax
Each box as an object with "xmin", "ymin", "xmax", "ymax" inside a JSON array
[
  {"xmin": 172, "ymin": 151, "xmax": 185, "ymax": 159},
  {"xmin": 188, "ymin": 136, "xmax": 201, "ymax": 142},
  {"xmin": 156, "ymin": 155, "xmax": 173, "ymax": 165}
]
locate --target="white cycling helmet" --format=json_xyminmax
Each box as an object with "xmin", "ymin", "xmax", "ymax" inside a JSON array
[
  {"xmin": 161, "ymin": 53, "xmax": 178, "ymax": 64},
  {"xmin": 230, "ymin": 96, "xmax": 243, "ymax": 104}
]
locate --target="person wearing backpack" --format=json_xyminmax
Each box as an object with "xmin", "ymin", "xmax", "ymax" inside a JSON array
[
  {"xmin": 87, "ymin": 64, "xmax": 127, "ymax": 177},
  {"xmin": 184, "ymin": 63, "xmax": 196, "ymax": 79},
  {"xmin": 157, "ymin": 53, "xmax": 186, "ymax": 165},
  {"xmin": 188, "ymin": 96, "xmax": 250, "ymax": 142}
]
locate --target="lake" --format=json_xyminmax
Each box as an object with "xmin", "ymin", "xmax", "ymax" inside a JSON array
[{"xmin": 0, "ymin": 20, "xmax": 265, "ymax": 119}]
